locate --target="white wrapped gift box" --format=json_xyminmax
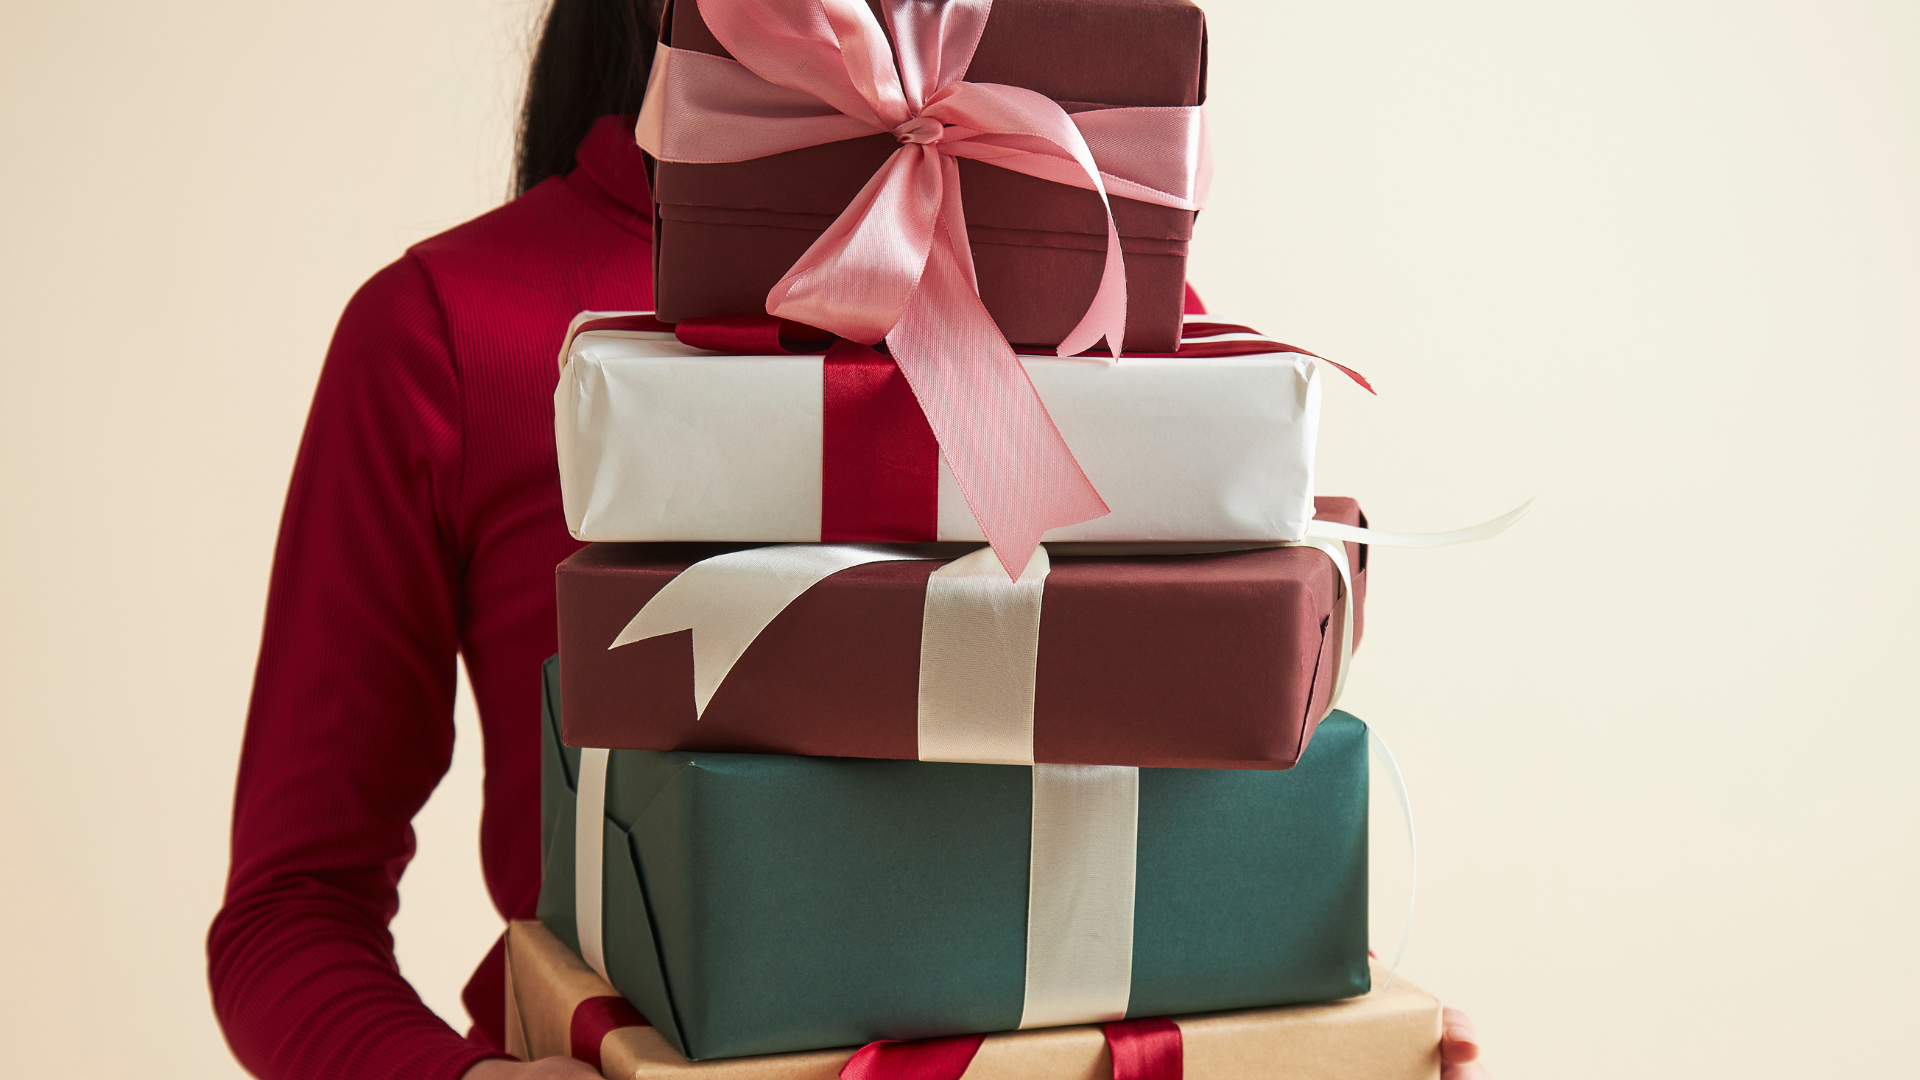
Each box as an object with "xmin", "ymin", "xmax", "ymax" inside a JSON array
[{"xmin": 554, "ymin": 315, "xmax": 1328, "ymax": 544}]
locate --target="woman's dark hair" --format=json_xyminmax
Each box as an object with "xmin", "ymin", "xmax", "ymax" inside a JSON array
[{"xmin": 514, "ymin": 0, "xmax": 664, "ymax": 196}]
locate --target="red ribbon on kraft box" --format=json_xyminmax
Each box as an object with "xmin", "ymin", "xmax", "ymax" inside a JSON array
[{"xmin": 565, "ymin": 992, "xmax": 1181, "ymax": 1080}]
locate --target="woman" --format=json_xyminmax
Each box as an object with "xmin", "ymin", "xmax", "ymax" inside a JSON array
[{"xmin": 206, "ymin": 1, "xmax": 1491, "ymax": 1078}]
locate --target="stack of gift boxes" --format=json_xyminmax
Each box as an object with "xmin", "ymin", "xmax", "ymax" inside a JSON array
[{"xmin": 508, "ymin": 0, "xmax": 1507, "ymax": 1077}]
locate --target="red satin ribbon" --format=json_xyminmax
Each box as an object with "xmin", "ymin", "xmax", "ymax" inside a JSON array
[
  {"xmin": 560, "ymin": 979, "xmax": 1179, "ymax": 1079},
  {"xmin": 838, "ymin": 1020, "xmax": 1183, "ymax": 1080},
  {"xmin": 675, "ymin": 316, "xmax": 835, "ymax": 355},
  {"xmin": 570, "ymin": 313, "xmax": 677, "ymax": 337},
  {"xmin": 570, "ymin": 313, "xmax": 836, "ymax": 354},
  {"xmin": 568, "ymin": 995, "xmax": 650, "ymax": 1071},
  {"xmin": 823, "ymin": 340, "xmax": 940, "ymax": 541},
  {"xmin": 840, "ymin": 1033, "xmax": 988, "ymax": 1080},
  {"xmin": 1103, "ymin": 1018, "xmax": 1184, "ymax": 1080},
  {"xmin": 1090, "ymin": 322, "xmax": 1375, "ymax": 393}
]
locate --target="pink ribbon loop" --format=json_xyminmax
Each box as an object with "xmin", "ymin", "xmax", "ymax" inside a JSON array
[{"xmin": 638, "ymin": 0, "xmax": 1208, "ymax": 577}]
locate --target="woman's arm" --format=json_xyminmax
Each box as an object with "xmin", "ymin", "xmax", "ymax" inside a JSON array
[{"xmin": 207, "ymin": 256, "xmax": 511, "ymax": 1080}]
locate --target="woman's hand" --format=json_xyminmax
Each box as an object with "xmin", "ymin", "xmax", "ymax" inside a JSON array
[
  {"xmin": 1441, "ymin": 1007, "xmax": 1490, "ymax": 1079},
  {"xmin": 463, "ymin": 1057, "xmax": 604, "ymax": 1079}
]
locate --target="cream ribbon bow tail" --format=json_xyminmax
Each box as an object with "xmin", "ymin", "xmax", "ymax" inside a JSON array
[
  {"xmin": 608, "ymin": 544, "xmax": 936, "ymax": 717},
  {"xmin": 1298, "ymin": 500, "xmax": 1533, "ymax": 710}
]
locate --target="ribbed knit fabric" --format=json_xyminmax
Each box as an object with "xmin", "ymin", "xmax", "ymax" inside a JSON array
[
  {"xmin": 208, "ymin": 112, "xmax": 1209, "ymax": 1080},
  {"xmin": 207, "ymin": 115, "xmax": 653, "ymax": 1080}
]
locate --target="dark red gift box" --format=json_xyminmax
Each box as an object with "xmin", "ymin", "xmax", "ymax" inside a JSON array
[
  {"xmin": 556, "ymin": 498, "xmax": 1366, "ymax": 770},
  {"xmin": 647, "ymin": 0, "xmax": 1207, "ymax": 352}
]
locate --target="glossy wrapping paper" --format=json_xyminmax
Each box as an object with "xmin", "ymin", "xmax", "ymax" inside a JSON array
[
  {"xmin": 535, "ymin": 658, "xmax": 1373, "ymax": 1061},
  {"xmin": 504, "ymin": 919, "xmax": 1442, "ymax": 1079},
  {"xmin": 556, "ymin": 498, "xmax": 1365, "ymax": 771},
  {"xmin": 646, "ymin": 0, "xmax": 1207, "ymax": 352}
]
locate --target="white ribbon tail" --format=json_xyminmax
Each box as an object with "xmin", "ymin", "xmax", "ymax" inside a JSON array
[
  {"xmin": 1307, "ymin": 500, "xmax": 1532, "ymax": 548},
  {"xmin": 1298, "ymin": 500, "xmax": 1532, "ymax": 710},
  {"xmin": 1367, "ymin": 726, "xmax": 1417, "ymax": 989},
  {"xmin": 609, "ymin": 544, "xmax": 937, "ymax": 716},
  {"xmin": 574, "ymin": 746, "xmax": 612, "ymax": 984}
]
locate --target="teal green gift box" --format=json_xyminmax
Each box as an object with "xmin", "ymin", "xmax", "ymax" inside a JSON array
[{"xmin": 536, "ymin": 656, "xmax": 1371, "ymax": 1061}]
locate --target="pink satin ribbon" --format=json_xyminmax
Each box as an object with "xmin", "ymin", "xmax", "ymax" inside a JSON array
[{"xmin": 636, "ymin": 0, "xmax": 1209, "ymax": 577}]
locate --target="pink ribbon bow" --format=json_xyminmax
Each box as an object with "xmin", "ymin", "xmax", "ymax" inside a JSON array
[{"xmin": 637, "ymin": 0, "xmax": 1208, "ymax": 577}]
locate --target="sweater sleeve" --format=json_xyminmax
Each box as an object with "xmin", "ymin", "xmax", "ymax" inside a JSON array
[{"xmin": 208, "ymin": 255, "xmax": 510, "ymax": 1080}]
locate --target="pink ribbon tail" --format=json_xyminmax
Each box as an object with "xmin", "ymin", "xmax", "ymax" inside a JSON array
[{"xmin": 887, "ymin": 217, "xmax": 1109, "ymax": 577}]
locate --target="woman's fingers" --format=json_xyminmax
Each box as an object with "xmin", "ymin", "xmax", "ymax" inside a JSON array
[
  {"xmin": 1440, "ymin": 1006, "xmax": 1481, "ymax": 1065},
  {"xmin": 1443, "ymin": 1062, "xmax": 1493, "ymax": 1080}
]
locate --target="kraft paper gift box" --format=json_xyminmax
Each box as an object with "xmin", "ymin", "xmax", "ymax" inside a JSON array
[
  {"xmin": 504, "ymin": 919, "xmax": 1443, "ymax": 1080},
  {"xmin": 535, "ymin": 656, "xmax": 1377, "ymax": 1061},
  {"xmin": 554, "ymin": 317, "xmax": 1343, "ymax": 546},
  {"xmin": 646, "ymin": 0, "xmax": 1206, "ymax": 352},
  {"xmin": 555, "ymin": 498, "xmax": 1368, "ymax": 771}
]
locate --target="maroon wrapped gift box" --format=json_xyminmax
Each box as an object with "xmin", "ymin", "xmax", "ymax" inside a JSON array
[
  {"xmin": 555, "ymin": 498, "xmax": 1366, "ymax": 770},
  {"xmin": 647, "ymin": 0, "xmax": 1207, "ymax": 351}
]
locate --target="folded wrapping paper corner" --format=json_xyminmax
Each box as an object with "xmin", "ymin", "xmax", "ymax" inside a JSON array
[
  {"xmin": 505, "ymin": 919, "xmax": 1444, "ymax": 1079},
  {"xmin": 554, "ymin": 314, "xmax": 1335, "ymax": 549}
]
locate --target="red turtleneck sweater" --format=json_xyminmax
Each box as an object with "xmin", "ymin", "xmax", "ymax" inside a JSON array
[
  {"xmin": 209, "ymin": 114, "xmax": 1207, "ymax": 1080},
  {"xmin": 208, "ymin": 116, "xmax": 651, "ymax": 1080}
]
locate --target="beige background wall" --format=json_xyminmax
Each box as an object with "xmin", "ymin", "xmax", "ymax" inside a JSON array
[{"xmin": 2, "ymin": 1, "xmax": 1914, "ymax": 1077}]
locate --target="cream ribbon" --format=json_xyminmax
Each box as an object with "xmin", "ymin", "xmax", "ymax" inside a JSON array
[
  {"xmin": 1301, "ymin": 500, "xmax": 1533, "ymax": 709},
  {"xmin": 1021, "ymin": 764, "xmax": 1138, "ymax": 1028},
  {"xmin": 609, "ymin": 544, "xmax": 937, "ymax": 717},
  {"xmin": 575, "ymin": 745, "xmax": 612, "ymax": 983},
  {"xmin": 918, "ymin": 545, "xmax": 1050, "ymax": 765},
  {"xmin": 1368, "ymin": 727, "xmax": 1417, "ymax": 988}
]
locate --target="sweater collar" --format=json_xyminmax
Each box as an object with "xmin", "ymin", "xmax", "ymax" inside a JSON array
[{"xmin": 566, "ymin": 114, "xmax": 654, "ymax": 241}]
